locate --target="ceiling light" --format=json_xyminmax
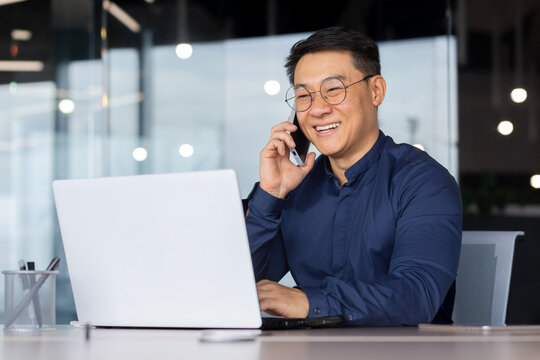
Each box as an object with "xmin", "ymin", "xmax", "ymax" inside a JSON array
[
  {"xmin": 531, "ymin": 175, "xmax": 540, "ymax": 189},
  {"xmin": 510, "ymin": 88, "xmax": 527, "ymax": 103},
  {"xmin": 103, "ymin": 0, "xmax": 141, "ymax": 33},
  {"xmin": 497, "ymin": 120, "xmax": 513, "ymax": 136},
  {"xmin": 58, "ymin": 99, "xmax": 75, "ymax": 114},
  {"xmin": 132, "ymin": 147, "xmax": 148, "ymax": 162},
  {"xmin": 0, "ymin": 61, "xmax": 44, "ymax": 72},
  {"xmin": 264, "ymin": 80, "xmax": 280, "ymax": 96},
  {"xmin": 11, "ymin": 29, "xmax": 32, "ymax": 41},
  {"xmin": 0, "ymin": 0, "xmax": 27, "ymax": 6},
  {"xmin": 178, "ymin": 144, "xmax": 194, "ymax": 158},
  {"xmin": 175, "ymin": 43, "xmax": 193, "ymax": 59}
]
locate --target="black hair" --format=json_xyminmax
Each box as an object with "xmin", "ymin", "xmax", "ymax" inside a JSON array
[{"xmin": 285, "ymin": 26, "xmax": 381, "ymax": 84}]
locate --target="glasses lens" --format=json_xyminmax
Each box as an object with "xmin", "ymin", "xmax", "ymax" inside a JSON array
[
  {"xmin": 288, "ymin": 86, "xmax": 311, "ymax": 112},
  {"xmin": 285, "ymin": 86, "xmax": 298, "ymax": 110},
  {"xmin": 321, "ymin": 78, "xmax": 346, "ymax": 105}
]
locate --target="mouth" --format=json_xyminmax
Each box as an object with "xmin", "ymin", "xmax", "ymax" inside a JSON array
[{"xmin": 314, "ymin": 122, "xmax": 341, "ymax": 135}]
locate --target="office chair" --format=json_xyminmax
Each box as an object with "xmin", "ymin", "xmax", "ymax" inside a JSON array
[{"xmin": 452, "ymin": 231, "xmax": 524, "ymax": 326}]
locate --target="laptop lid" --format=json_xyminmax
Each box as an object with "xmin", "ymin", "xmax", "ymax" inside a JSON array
[{"xmin": 53, "ymin": 169, "xmax": 262, "ymax": 329}]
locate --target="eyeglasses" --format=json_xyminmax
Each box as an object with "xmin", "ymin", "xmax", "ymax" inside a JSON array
[{"xmin": 285, "ymin": 74, "xmax": 375, "ymax": 112}]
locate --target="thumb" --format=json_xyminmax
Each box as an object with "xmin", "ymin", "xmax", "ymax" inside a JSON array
[{"xmin": 300, "ymin": 152, "xmax": 316, "ymax": 175}]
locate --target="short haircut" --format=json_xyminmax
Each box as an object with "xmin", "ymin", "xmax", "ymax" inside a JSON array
[{"xmin": 285, "ymin": 27, "xmax": 381, "ymax": 84}]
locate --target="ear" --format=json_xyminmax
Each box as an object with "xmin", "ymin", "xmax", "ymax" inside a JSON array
[{"xmin": 370, "ymin": 75, "xmax": 386, "ymax": 106}]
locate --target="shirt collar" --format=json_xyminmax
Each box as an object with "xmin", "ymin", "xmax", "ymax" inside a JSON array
[{"xmin": 323, "ymin": 130, "xmax": 387, "ymax": 184}]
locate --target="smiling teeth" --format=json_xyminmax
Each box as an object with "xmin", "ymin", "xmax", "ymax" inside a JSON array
[{"xmin": 316, "ymin": 123, "xmax": 340, "ymax": 131}]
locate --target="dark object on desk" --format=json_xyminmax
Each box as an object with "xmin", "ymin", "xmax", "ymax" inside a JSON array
[{"xmin": 261, "ymin": 316, "xmax": 344, "ymax": 330}]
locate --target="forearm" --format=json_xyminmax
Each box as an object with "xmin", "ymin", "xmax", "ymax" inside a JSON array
[
  {"xmin": 303, "ymin": 265, "xmax": 455, "ymax": 325},
  {"xmin": 245, "ymin": 184, "xmax": 289, "ymax": 281}
]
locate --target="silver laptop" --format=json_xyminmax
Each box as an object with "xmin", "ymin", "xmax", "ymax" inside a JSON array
[{"xmin": 53, "ymin": 170, "xmax": 262, "ymax": 329}]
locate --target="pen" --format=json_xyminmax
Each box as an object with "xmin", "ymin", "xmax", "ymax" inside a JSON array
[
  {"xmin": 18, "ymin": 259, "xmax": 38, "ymax": 326},
  {"xmin": 27, "ymin": 261, "xmax": 43, "ymax": 327},
  {"xmin": 4, "ymin": 257, "xmax": 60, "ymax": 328},
  {"xmin": 18, "ymin": 260, "xmax": 30, "ymax": 290}
]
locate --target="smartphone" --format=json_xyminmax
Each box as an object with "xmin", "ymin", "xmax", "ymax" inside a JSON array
[{"xmin": 287, "ymin": 108, "xmax": 310, "ymax": 166}]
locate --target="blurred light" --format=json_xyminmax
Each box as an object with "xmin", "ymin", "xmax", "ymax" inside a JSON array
[
  {"xmin": 497, "ymin": 120, "xmax": 514, "ymax": 135},
  {"xmin": 8, "ymin": 81, "xmax": 17, "ymax": 93},
  {"xmin": 175, "ymin": 43, "xmax": 193, "ymax": 60},
  {"xmin": 144, "ymin": 0, "xmax": 155, "ymax": 3},
  {"xmin": 510, "ymin": 88, "xmax": 527, "ymax": 103},
  {"xmin": 264, "ymin": 80, "xmax": 280, "ymax": 96},
  {"xmin": 531, "ymin": 175, "xmax": 540, "ymax": 189},
  {"xmin": 58, "ymin": 99, "xmax": 75, "ymax": 114},
  {"xmin": 11, "ymin": 29, "xmax": 32, "ymax": 41},
  {"xmin": 102, "ymin": 93, "xmax": 108, "ymax": 108},
  {"xmin": 132, "ymin": 147, "xmax": 148, "ymax": 162},
  {"xmin": 178, "ymin": 144, "xmax": 194, "ymax": 158},
  {"xmin": 413, "ymin": 144, "xmax": 425, "ymax": 151},
  {"xmin": 101, "ymin": 27, "xmax": 107, "ymax": 40},
  {"xmin": 10, "ymin": 44, "xmax": 18, "ymax": 57},
  {"xmin": 0, "ymin": 60, "xmax": 44, "ymax": 72},
  {"xmin": 103, "ymin": 0, "xmax": 141, "ymax": 33},
  {"xmin": 0, "ymin": 0, "xmax": 27, "ymax": 6}
]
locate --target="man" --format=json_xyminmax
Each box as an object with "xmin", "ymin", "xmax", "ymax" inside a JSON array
[{"xmin": 245, "ymin": 27, "xmax": 462, "ymax": 325}]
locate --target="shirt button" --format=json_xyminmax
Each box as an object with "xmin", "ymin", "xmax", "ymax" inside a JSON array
[
  {"xmin": 347, "ymin": 315, "xmax": 353, "ymax": 321},
  {"xmin": 314, "ymin": 308, "xmax": 321, "ymax": 314}
]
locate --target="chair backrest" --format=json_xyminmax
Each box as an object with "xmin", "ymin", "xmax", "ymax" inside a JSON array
[{"xmin": 452, "ymin": 231, "xmax": 524, "ymax": 326}]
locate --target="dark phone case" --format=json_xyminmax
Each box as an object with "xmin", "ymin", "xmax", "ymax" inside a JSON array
[{"xmin": 291, "ymin": 115, "xmax": 310, "ymax": 159}]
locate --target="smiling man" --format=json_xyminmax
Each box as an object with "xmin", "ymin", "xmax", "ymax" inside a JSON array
[{"xmin": 245, "ymin": 27, "xmax": 462, "ymax": 325}]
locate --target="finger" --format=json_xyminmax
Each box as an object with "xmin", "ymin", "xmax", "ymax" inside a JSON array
[
  {"xmin": 259, "ymin": 298, "xmax": 276, "ymax": 312},
  {"xmin": 261, "ymin": 309, "xmax": 281, "ymax": 317},
  {"xmin": 259, "ymin": 298, "xmax": 286, "ymax": 317},
  {"xmin": 300, "ymin": 152, "xmax": 317, "ymax": 173},
  {"xmin": 270, "ymin": 121, "xmax": 297, "ymax": 135},
  {"xmin": 269, "ymin": 131, "xmax": 295, "ymax": 148},
  {"xmin": 264, "ymin": 138, "xmax": 288, "ymax": 157},
  {"xmin": 256, "ymin": 280, "xmax": 278, "ymax": 291},
  {"xmin": 256, "ymin": 286, "xmax": 277, "ymax": 296}
]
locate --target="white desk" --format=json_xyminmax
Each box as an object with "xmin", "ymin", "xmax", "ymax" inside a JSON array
[{"xmin": 2, "ymin": 325, "xmax": 540, "ymax": 360}]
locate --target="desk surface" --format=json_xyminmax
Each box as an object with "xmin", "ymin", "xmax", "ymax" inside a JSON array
[{"xmin": 2, "ymin": 325, "xmax": 540, "ymax": 360}]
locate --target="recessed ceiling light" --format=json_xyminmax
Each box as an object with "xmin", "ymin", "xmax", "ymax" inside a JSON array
[
  {"xmin": 497, "ymin": 120, "xmax": 513, "ymax": 136},
  {"xmin": 531, "ymin": 175, "xmax": 540, "ymax": 189},
  {"xmin": 264, "ymin": 80, "xmax": 280, "ymax": 96},
  {"xmin": 175, "ymin": 43, "xmax": 193, "ymax": 59},
  {"xmin": 11, "ymin": 29, "xmax": 32, "ymax": 41},
  {"xmin": 510, "ymin": 88, "xmax": 527, "ymax": 103}
]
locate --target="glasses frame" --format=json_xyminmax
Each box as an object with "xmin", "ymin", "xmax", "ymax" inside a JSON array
[{"xmin": 285, "ymin": 74, "xmax": 375, "ymax": 112}]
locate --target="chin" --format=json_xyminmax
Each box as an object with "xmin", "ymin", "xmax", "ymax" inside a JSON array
[{"xmin": 315, "ymin": 147, "xmax": 341, "ymax": 158}]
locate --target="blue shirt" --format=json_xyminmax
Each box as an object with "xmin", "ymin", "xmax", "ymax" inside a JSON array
[{"xmin": 245, "ymin": 131, "xmax": 462, "ymax": 326}]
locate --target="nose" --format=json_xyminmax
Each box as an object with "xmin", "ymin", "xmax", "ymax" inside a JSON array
[{"xmin": 308, "ymin": 92, "xmax": 332, "ymax": 117}]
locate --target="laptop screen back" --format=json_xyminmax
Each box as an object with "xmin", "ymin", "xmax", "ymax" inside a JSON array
[{"xmin": 53, "ymin": 170, "xmax": 261, "ymax": 329}]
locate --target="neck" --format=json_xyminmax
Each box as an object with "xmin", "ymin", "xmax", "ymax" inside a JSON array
[{"xmin": 328, "ymin": 130, "xmax": 380, "ymax": 187}]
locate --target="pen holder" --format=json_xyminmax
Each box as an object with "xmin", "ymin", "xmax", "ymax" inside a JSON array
[{"xmin": 2, "ymin": 270, "xmax": 59, "ymax": 332}]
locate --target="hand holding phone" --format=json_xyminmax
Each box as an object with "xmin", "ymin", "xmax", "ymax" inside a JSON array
[{"xmin": 287, "ymin": 109, "xmax": 310, "ymax": 166}]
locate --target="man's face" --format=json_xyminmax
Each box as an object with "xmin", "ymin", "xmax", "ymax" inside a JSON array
[{"xmin": 293, "ymin": 50, "xmax": 382, "ymax": 163}]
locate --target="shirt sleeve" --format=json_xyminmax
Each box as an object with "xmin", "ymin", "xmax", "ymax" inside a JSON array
[
  {"xmin": 245, "ymin": 183, "xmax": 290, "ymax": 282},
  {"xmin": 302, "ymin": 162, "xmax": 462, "ymax": 325}
]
